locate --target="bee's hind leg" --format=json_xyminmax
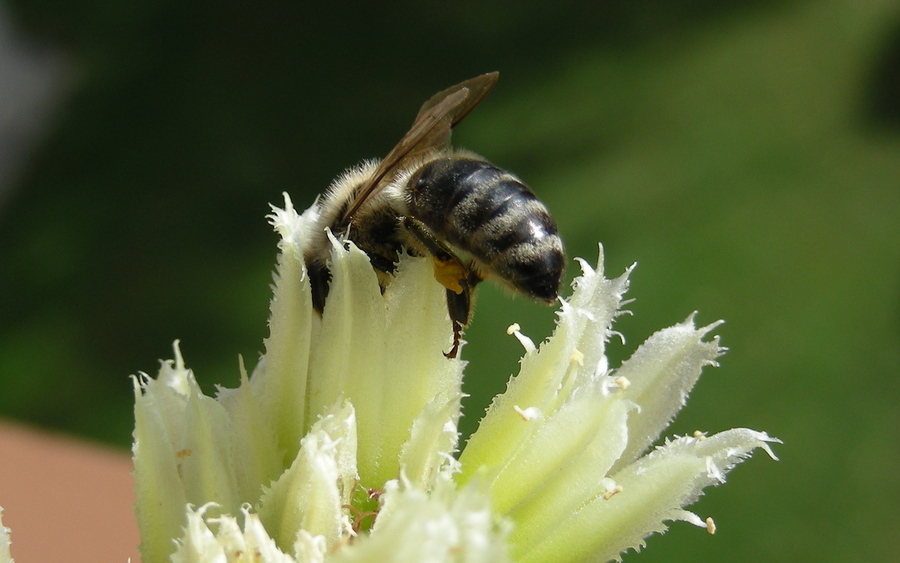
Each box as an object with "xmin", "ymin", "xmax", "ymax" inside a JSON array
[{"xmin": 401, "ymin": 217, "xmax": 483, "ymax": 358}]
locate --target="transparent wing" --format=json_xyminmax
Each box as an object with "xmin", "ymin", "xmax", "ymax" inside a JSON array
[
  {"xmin": 339, "ymin": 72, "xmax": 499, "ymax": 224},
  {"xmin": 414, "ymin": 71, "xmax": 498, "ymax": 129}
]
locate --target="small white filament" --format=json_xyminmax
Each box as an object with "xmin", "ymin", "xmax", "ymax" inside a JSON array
[{"xmin": 506, "ymin": 323, "xmax": 536, "ymax": 353}]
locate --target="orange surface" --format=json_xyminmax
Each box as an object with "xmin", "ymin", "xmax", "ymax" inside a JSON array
[{"xmin": 0, "ymin": 421, "xmax": 140, "ymax": 561}]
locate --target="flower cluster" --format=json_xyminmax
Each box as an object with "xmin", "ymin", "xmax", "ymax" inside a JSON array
[{"xmin": 130, "ymin": 194, "xmax": 777, "ymax": 562}]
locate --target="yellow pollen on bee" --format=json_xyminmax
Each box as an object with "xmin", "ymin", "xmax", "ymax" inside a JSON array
[{"xmin": 432, "ymin": 258, "xmax": 466, "ymax": 294}]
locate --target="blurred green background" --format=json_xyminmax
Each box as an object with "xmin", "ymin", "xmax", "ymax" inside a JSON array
[{"xmin": 1, "ymin": 0, "xmax": 898, "ymax": 561}]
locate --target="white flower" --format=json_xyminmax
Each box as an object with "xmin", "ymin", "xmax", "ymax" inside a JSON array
[
  {"xmin": 0, "ymin": 507, "xmax": 12, "ymax": 563},
  {"xmin": 131, "ymin": 194, "xmax": 778, "ymax": 562}
]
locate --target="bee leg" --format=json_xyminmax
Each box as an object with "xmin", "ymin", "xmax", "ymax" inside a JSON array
[
  {"xmin": 368, "ymin": 253, "xmax": 398, "ymax": 274},
  {"xmin": 401, "ymin": 217, "xmax": 483, "ymax": 358},
  {"xmin": 443, "ymin": 270, "xmax": 483, "ymax": 358},
  {"xmin": 310, "ymin": 250, "xmax": 397, "ymax": 314},
  {"xmin": 309, "ymin": 259, "xmax": 331, "ymax": 314},
  {"xmin": 400, "ymin": 217, "xmax": 467, "ymax": 290}
]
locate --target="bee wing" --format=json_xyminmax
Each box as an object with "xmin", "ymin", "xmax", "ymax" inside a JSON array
[
  {"xmin": 339, "ymin": 72, "xmax": 499, "ymax": 224},
  {"xmin": 414, "ymin": 71, "xmax": 498, "ymax": 130}
]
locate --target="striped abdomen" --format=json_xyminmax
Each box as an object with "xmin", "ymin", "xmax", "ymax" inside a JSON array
[{"xmin": 407, "ymin": 157, "xmax": 565, "ymax": 302}]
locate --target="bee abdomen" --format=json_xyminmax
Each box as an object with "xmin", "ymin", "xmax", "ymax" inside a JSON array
[
  {"xmin": 409, "ymin": 158, "xmax": 534, "ymax": 246},
  {"xmin": 409, "ymin": 157, "xmax": 564, "ymax": 301}
]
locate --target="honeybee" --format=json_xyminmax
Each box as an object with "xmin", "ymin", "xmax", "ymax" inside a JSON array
[{"xmin": 303, "ymin": 72, "xmax": 564, "ymax": 358}]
